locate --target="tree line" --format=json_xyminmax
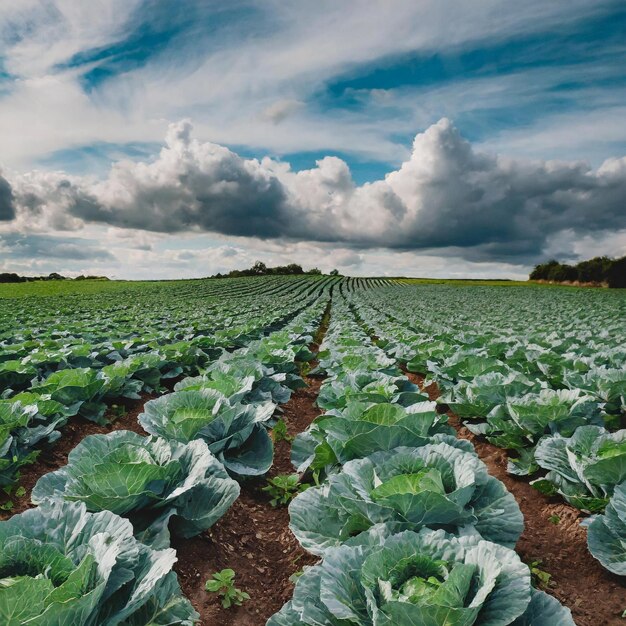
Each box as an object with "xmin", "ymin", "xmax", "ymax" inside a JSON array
[
  {"xmin": 210, "ymin": 261, "xmax": 340, "ymax": 279},
  {"xmin": 0, "ymin": 272, "xmax": 110, "ymax": 283},
  {"xmin": 529, "ymin": 256, "xmax": 626, "ymax": 288}
]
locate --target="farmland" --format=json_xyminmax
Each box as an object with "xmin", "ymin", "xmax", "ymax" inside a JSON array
[{"xmin": 0, "ymin": 277, "xmax": 624, "ymax": 625}]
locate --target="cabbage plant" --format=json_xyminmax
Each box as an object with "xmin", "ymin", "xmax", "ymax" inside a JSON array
[
  {"xmin": 587, "ymin": 481, "xmax": 626, "ymax": 575},
  {"xmin": 317, "ymin": 371, "xmax": 427, "ymax": 410},
  {"xmin": 139, "ymin": 388, "xmax": 275, "ymax": 477},
  {"xmin": 32, "ymin": 367, "xmax": 108, "ymax": 423},
  {"xmin": 289, "ymin": 442, "xmax": 523, "ymax": 554},
  {"xmin": 532, "ymin": 425, "xmax": 626, "ymax": 511},
  {"xmin": 32, "ymin": 430, "xmax": 239, "ymax": 547},
  {"xmin": 292, "ymin": 401, "xmax": 454, "ymax": 476},
  {"xmin": 268, "ymin": 525, "xmax": 574, "ymax": 626},
  {"xmin": 0, "ymin": 500, "xmax": 198, "ymax": 625},
  {"xmin": 439, "ymin": 371, "xmax": 540, "ymax": 420}
]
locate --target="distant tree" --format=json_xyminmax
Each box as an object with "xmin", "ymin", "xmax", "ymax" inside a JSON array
[
  {"xmin": 251, "ymin": 261, "xmax": 267, "ymax": 275},
  {"xmin": 330, "ymin": 269, "xmax": 340, "ymax": 276},
  {"xmin": 308, "ymin": 268, "xmax": 322, "ymax": 275},
  {"xmin": 285, "ymin": 263, "xmax": 304, "ymax": 275},
  {"xmin": 607, "ymin": 256, "xmax": 626, "ymax": 288},
  {"xmin": 529, "ymin": 260, "xmax": 560, "ymax": 281},
  {"xmin": 547, "ymin": 263, "xmax": 577, "ymax": 282},
  {"xmin": 0, "ymin": 272, "xmax": 26, "ymax": 283},
  {"xmin": 47, "ymin": 272, "xmax": 66, "ymax": 281},
  {"xmin": 575, "ymin": 256, "xmax": 612, "ymax": 283}
]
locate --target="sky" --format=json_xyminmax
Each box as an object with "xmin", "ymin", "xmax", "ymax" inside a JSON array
[{"xmin": 0, "ymin": 1, "xmax": 625, "ymax": 280}]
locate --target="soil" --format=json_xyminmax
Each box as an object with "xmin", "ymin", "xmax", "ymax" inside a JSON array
[
  {"xmin": 1, "ymin": 376, "xmax": 326, "ymax": 626},
  {"xmin": 174, "ymin": 307, "xmax": 330, "ymax": 625},
  {"xmin": 173, "ymin": 377, "xmax": 323, "ymax": 625},
  {"xmin": 408, "ymin": 372, "xmax": 626, "ymax": 626},
  {"xmin": 0, "ymin": 307, "xmax": 331, "ymax": 625},
  {"xmin": 0, "ymin": 394, "xmax": 152, "ymax": 518}
]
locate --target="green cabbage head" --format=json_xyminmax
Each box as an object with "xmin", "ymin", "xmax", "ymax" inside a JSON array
[
  {"xmin": 0, "ymin": 500, "xmax": 198, "ymax": 625},
  {"xmin": 289, "ymin": 442, "xmax": 523, "ymax": 555},
  {"xmin": 268, "ymin": 525, "xmax": 574, "ymax": 626},
  {"xmin": 587, "ymin": 481, "xmax": 626, "ymax": 575},
  {"xmin": 32, "ymin": 430, "xmax": 239, "ymax": 548},
  {"xmin": 139, "ymin": 389, "xmax": 275, "ymax": 477},
  {"xmin": 532, "ymin": 425, "xmax": 626, "ymax": 512}
]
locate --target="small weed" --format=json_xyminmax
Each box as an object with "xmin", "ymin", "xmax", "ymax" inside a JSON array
[
  {"xmin": 289, "ymin": 569, "xmax": 304, "ymax": 584},
  {"xmin": 273, "ymin": 418, "xmax": 293, "ymax": 443},
  {"xmin": 262, "ymin": 474, "xmax": 309, "ymax": 507},
  {"xmin": 0, "ymin": 500, "xmax": 14, "ymax": 512},
  {"xmin": 548, "ymin": 514, "xmax": 561, "ymax": 525},
  {"xmin": 205, "ymin": 569, "xmax": 250, "ymax": 609},
  {"xmin": 110, "ymin": 404, "xmax": 128, "ymax": 420},
  {"xmin": 528, "ymin": 559, "xmax": 552, "ymax": 589}
]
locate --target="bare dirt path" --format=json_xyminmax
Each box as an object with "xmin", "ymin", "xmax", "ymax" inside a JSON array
[
  {"xmin": 175, "ymin": 305, "xmax": 331, "ymax": 625},
  {"xmin": 173, "ymin": 377, "xmax": 323, "ymax": 626},
  {"xmin": 408, "ymin": 372, "xmax": 626, "ymax": 626}
]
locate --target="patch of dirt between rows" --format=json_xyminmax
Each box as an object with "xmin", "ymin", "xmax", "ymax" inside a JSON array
[
  {"xmin": 0, "ymin": 394, "xmax": 152, "ymax": 519},
  {"xmin": 407, "ymin": 371, "xmax": 626, "ymax": 626},
  {"xmin": 173, "ymin": 377, "xmax": 323, "ymax": 626}
]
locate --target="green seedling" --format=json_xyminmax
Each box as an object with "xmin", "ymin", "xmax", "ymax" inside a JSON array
[
  {"xmin": 262, "ymin": 474, "xmax": 309, "ymax": 507},
  {"xmin": 289, "ymin": 569, "xmax": 304, "ymax": 584},
  {"xmin": 548, "ymin": 514, "xmax": 561, "ymax": 525},
  {"xmin": 205, "ymin": 569, "xmax": 250, "ymax": 609},
  {"xmin": 272, "ymin": 418, "xmax": 293, "ymax": 443},
  {"xmin": 528, "ymin": 559, "xmax": 552, "ymax": 589}
]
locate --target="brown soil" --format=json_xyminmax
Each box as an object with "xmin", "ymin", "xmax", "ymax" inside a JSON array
[
  {"xmin": 1, "ymin": 377, "xmax": 326, "ymax": 626},
  {"xmin": 173, "ymin": 310, "xmax": 329, "ymax": 626},
  {"xmin": 408, "ymin": 372, "xmax": 626, "ymax": 626},
  {"xmin": 173, "ymin": 377, "xmax": 323, "ymax": 626},
  {"xmin": 0, "ymin": 313, "xmax": 329, "ymax": 625},
  {"xmin": 0, "ymin": 394, "xmax": 152, "ymax": 518}
]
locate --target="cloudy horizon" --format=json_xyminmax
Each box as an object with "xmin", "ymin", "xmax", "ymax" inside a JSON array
[{"xmin": 1, "ymin": 1, "xmax": 625, "ymax": 279}]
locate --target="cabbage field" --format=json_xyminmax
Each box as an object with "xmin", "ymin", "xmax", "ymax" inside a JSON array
[{"xmin": 0, "ymin": 276, "xmax": 624, "ymax": 625}]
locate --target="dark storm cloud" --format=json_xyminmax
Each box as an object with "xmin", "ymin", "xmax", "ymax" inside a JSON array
[
  {"xmin": 0, "ymin": 173, "xmax": 15, "ymax": 221},
  {"xmin": 6, "ymin": 119, "xmax": 626, "ymax": 263}
]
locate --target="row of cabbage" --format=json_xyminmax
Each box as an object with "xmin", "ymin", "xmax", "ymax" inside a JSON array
[
  {"xmin": 0, "ymin": 290, "xmax": 332, "ymax": 624},
  {"xmin": 269, "ymin": 294, "xmax": 575, "ymax": 626},
  {"xmin": 0, "ymin": 276, "xmax": 330, "ymax": 397},
  {"xmin": 0, "ymin": 277, "xmax": 337, "ymax": 489},
  {"xmin": 349, "ymin": 283, "xmax": 626, "ymax": 579}
]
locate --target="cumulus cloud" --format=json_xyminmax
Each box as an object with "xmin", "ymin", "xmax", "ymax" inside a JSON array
[{"xmin": 3, "ymin": 119, "xmax": 626, "ymax": 263}]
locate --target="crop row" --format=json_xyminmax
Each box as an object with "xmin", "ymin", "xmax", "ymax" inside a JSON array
[
  {"xmin": 349, "ymin": 283, "xmax": 626, "ymax": 580},
  {"xmin": 0, "ymin": 282, "xmax": 335, "ymax": 624},
  {"xmin": 0, "ymin": 276, "xmax": 338, "ymax": 489},
  {"xmin": 269, "ymin": 294, "xmax": 574, "ymax": 625}
]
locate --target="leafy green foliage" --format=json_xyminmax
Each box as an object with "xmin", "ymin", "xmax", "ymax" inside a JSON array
[
  {"xmin": 0, "ymin": 500, "xmax": 198, "ymax": 625},
  {"xmin": 205, "ymin": 569, "xmax": 250, "ymax": 609},
  {"xmin": 272, "ymin": 418, "xmax": 293, "ymax": 443},
  {"xmin": 527, "ymin": 559, "xmax": 552, "ymax": 589},
  {"xmin": 290, "ymin": 441, "xmax": 523, "ymax": 554},
  {"xmin": 31, "ymin": 430, "xmax": 240, "ymax": 547},
  {"xmin": 268, "ymin": 526, "xmax": 575, "ymax": 626},
  {"xmin": 262, "ymin": 474, "xmax": 309, "ymax": 507}
]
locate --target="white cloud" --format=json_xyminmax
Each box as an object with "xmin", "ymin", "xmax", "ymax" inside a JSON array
[
  {"xmin": 2, "ymin": 119, "xmax": 625, "ymax": 269},
  {"xmin": 0, "ymin": 1, "xmax": 620, "ymax": 168}
]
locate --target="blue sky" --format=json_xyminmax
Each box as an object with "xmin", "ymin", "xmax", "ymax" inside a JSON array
[{"xmin": 0, "ymin": 1, "xmax": 625, "ymax": 279}]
